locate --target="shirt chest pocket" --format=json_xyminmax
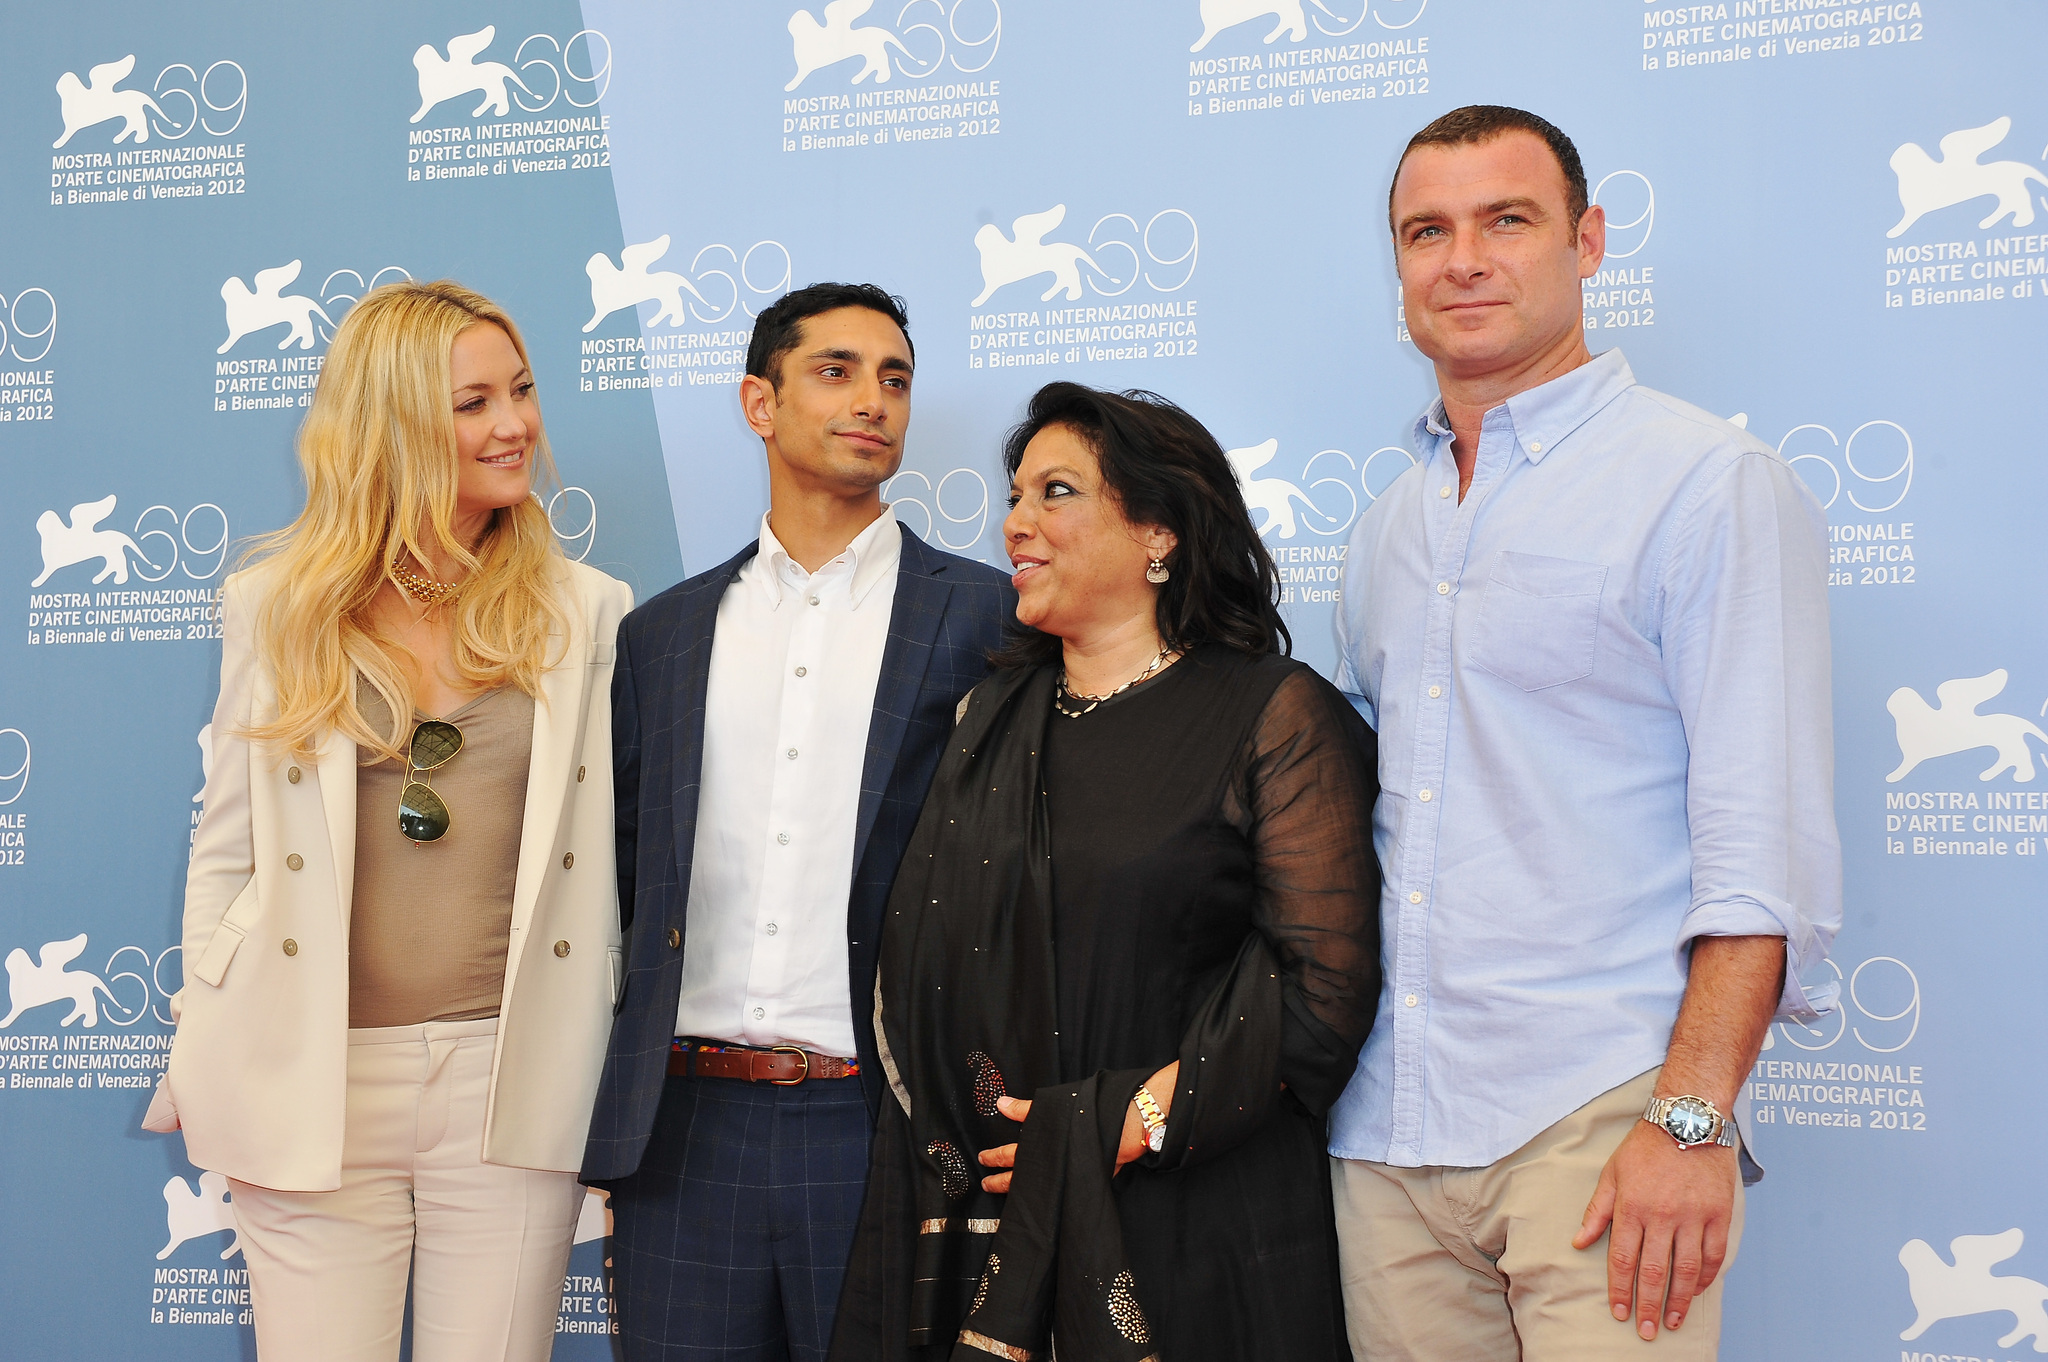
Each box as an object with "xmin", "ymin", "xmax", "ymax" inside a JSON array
[{"xmin": 1468, "ymin": 552, "xmax": 1608, "ymax": 692}]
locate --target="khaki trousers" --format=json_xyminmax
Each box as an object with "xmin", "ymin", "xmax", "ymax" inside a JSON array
[
  {"xmin": 1331, "ymin": 1068, "xmax": 1743, "ymax": 1362},
  {"xmin": 227, "ymin": 1018, "xmax": 586, "ymax": 1362}
]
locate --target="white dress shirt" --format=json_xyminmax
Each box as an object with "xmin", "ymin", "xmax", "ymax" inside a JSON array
[{"xmin": 674, "ymin": 507, "xmax": 903, "ymax": 1056}]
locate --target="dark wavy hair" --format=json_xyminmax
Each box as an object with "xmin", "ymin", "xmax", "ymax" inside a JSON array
[{"xmin": 991, "ymin": 383, "xmax": 1289, "ymax": 669}]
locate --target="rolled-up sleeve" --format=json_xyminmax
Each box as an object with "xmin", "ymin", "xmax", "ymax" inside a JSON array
[{"xmin": 1658, "ymin": 450, "xmax": 1842, "ymax": 1023}]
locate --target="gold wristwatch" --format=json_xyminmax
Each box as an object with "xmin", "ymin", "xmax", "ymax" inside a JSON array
[{"xmin": 1133, "ymin": 1085, "xmax": 1167, "ymax": 1153}]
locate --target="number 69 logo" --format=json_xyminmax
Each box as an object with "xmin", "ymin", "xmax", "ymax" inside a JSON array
[
  {"xmin": 1766, "ymin": 955, "xmax": 1920, "ymax": 1054},
  {"xmin": 0, "ymin": 289, "xmax": 57, "ymax": 363},
  {"xmin": 886, "ymin": 467, "xmax": 990, "ymax": 555},
  {"xmin": 1780, "ymin": 420, "xmax": 1914, "ymax": 514}
]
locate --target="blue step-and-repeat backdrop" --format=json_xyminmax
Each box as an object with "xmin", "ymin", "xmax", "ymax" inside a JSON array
[{"xmin": 4, "ymin": 2, "xmax": 2045, "ymax": 1359}]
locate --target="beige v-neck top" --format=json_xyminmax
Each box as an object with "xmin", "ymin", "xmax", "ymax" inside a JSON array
[{"xmin": 349, "ymin": 677, "xmax": 535, "ymax": 1028}]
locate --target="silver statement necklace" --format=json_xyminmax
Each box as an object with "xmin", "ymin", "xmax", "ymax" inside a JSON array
[{"xmin": 1053, "ymin": 645, "xmax": 1178, "ymax": 719}]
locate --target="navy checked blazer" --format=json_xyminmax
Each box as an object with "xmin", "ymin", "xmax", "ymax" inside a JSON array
[{"xmin": 582, "ymin": 524, "xmax": 1014, "ymax": 1181}]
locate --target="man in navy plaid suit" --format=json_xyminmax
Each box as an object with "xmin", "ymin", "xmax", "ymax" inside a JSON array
[{"xmin": 582, "ymin": 283, "xmax": 1013, "ymax": 1361}]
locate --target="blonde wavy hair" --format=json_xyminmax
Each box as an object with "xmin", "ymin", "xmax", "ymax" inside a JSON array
[{"xmin": 242, "ymin": 280, "xmax": 567, "ymax": 761}]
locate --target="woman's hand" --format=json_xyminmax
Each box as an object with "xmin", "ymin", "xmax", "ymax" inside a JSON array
[
  {"xmin": 977, "ymin": 1063, "xmax": 1180, "ymax": 1194},
  {"xmin": 978, "ymin": 1095, "xmax": 1032, "ymax": 1194},
  {"xmin": 1116, "ymin": 1062, "xmax": 1178, "ymax": 1172}
]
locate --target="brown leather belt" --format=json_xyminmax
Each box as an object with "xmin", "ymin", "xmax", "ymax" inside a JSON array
[{"xmin": 668, "ymin": 1040, "xmax": 860, "ymax": 1084}]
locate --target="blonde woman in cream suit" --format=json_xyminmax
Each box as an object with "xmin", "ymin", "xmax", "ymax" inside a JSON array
[{"xmin": 144, "ymin": 280, "xmax": 633, "ymax": 1362}]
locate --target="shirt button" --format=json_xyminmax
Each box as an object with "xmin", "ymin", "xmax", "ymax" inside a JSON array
[
  {"xmin": 667, "ymin": 927, "xmax": 682, "ymax": 949},
  {"xmin": 554, "ymin": 940, "xmax": 571, "ymax": 957},
  {"xmin": 281, "ymin": 939, "xmax": 298, "ymax": 957},
  {"xmin": 287, "ymin": 766, "xmax": 301, "ymax": 784},
  {"xmin": 1405, "ymin": 994, "xmax": 1419, "ymax": 1008},
  {"xmin": 1427, "ymin": 685, "xmax": 1442, "ymax": 699},
  {"xmin": 786, "ymin": 747, "xmax": 798, "ymax": 760},
  {"xmin": 795, "ymin": 666, "xmax": 807, "ymax": 677},
  {"xmin": 1418, "ymin": 789, "xmax": 1433, "ymax": 802},
  {"xmin": 285, "ymin": 853, "xmax": 303, "ymax": 871},
  {"xmin": 562, "ymin": 852, "xmax": 575, "ymax": 868},
  {"xmin": 577, "ymin": 765, "xmax": 586, "ymax": 782},
  {"xmin": 808, "ymin": 596, "xmax": 820, "ymax": 606},
  {"xmin": 1528, "ymin": 440, "xmax": 1543, "ymax": 453},
  {"xmin": 1438, "ymin": 486, "xmax": 1451, "ymax": 499},
  {"xmin": 766, "ymin": 922, "xmax": 779, "ymax": 936},
  {"xmin": 752, "ymin": 1006, "xmax": 765, "ymax": 1021},
  {"xmin": 1409, "ymin": 890, "xmax": 1422, "ymax": 903},
  {"xmin": 1436, "ymin": 582, "xmax": 1450, "ymax": 595},
  {"xmin": 777, "ymin": 832, "xmax": 790, "ymax": 845}
]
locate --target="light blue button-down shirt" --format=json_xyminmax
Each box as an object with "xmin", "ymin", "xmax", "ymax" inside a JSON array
[{"xmin": 1330, "ymin": 349, "xmax": 1841, "ymax": 1179}]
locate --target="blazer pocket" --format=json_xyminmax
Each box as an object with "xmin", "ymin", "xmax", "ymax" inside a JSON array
[
  {"xmin": 607, "ymin": 946, "xmax": 623, "ymax": 1006},
  {"xmin": 189, "ymin": 921, "xmax": 246, "ymax": 988},
  {"xmin": 1469, "ymin": 552, "xmax": 1608, "ymax": 692}
]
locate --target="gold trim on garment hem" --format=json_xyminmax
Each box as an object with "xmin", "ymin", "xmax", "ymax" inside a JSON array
[
  {"xmin": 874, "ymin": 983, "xmax": 915, "ymax": 1118},
  {"xmin": 957, "ymin": 1329, "xmax": 1033, "ymax": 1360},
  {"xmin": 919, "ymin": 1218, "xmax": 1003, "ymax": 1234}
]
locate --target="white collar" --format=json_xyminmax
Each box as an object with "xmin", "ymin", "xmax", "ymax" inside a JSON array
[{"xmin": 752, "ymin": 505, "xmax": 901, "ymax": 610}]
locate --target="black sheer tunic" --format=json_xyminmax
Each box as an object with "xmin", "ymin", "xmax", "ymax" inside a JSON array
[{"xmin": 832, "ymin": 647, "xmax": 1381, "ymax": 1362}]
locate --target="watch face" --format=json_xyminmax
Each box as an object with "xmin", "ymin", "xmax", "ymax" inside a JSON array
[{"xmin": 1665, "ymin": 1097, "xmax": 1716, "ymax": 1145}]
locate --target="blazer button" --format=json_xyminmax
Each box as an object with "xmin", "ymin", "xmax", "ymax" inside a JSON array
[
  {"xmin": 666, "ymin": 927, "xmax": 681, "ymax": 949},
  {"xmin": 281, "ymin": 939, "xmax": 298, "ymax": 957},
  {"xmin": 285, "ymin": 853, "xmax": 303, "ymax": 871},
  {"xmin": 287, "ymin": 766, "xmax": 301, "ymax": 784},
  {"xmin": 553, "ymin": 940, "xmax": 571, "ymax": 957},
  {"xmin": 562, "ymin": 851, "xmax": 574, "ymax": 868},
  {"xmin": 577, "ymin": 765, "xmax": 586, "ymax": 782}
]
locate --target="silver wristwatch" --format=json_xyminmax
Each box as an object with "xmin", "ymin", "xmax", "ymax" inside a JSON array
[{"xmin": 1643, "ymin": 1094, "xmax": 1738, "ymax": 1149}]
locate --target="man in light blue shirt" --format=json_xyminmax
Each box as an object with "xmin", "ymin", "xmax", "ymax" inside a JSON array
[{"xmin": 1331, "ymin": 106, "xmax": 1840, "ymax": 1361}]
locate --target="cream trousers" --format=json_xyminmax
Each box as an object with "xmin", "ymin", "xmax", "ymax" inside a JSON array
[
  {"xmin": 1332, "ymin": 1068, "xmax": 1745, "ymax": 1362},
  {"xmin": 227, "ymin": 1018, "xmax": 585, "ymax": 1362}
]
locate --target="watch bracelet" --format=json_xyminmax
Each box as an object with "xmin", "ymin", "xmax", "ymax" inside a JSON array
[
  {"xmin": 1644, "ymin": 1093, "xmax": 1739, "ymax": 1147},
  {"xmin": 1132, "ymin": 1084, "xmax": 1167, "ymax": 1137}
]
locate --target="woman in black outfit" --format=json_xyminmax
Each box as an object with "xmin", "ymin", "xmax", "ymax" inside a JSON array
[{"xmin": 829, "ymin": 383, "xmax": 1382, "ymax": 1362}]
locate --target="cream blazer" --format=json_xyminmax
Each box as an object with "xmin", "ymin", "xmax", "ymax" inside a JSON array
[{"xmin": 143, "ymin": 557, "xmax": 633, "ymax": 1191}]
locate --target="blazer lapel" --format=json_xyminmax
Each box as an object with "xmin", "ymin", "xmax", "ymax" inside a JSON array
[
  {"xmin": 850, "ymin": 529, "xmax": 953, "ymax": 879},
  {"xmin": 315, "ymin": 726, "xmax": 357, "ymax": 942},
  {"xmin": 505, "ymin": 573, "xmax": 591, "ymax": 980},
  {"xmin": 669, "ymin": 544, "xmax": 758, "ymax": 887}
]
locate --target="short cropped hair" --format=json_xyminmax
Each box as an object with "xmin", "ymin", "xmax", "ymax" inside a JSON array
[
  {"xmin": 745, "ymin": 282, "xmax": 913, "ymax": 387},
  {"xmin": 1387, "ymin": 105, "xmax": 1589, "ymax": 238}
]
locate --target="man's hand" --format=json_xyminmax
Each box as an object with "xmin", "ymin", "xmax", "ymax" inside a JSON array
[
  {"xmin": 1570, "ymin": 933, "xmax": 1783, "ymax": 1338},
  {"xmin": 1573, "ymin": 1113, "xmax": 1738, "ymax": 1340}
]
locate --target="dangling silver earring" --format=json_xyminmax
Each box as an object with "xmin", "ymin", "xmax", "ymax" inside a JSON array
[{"xmin": 1146, "ymin": 557, "xmax": 1170, "ymax": 584}]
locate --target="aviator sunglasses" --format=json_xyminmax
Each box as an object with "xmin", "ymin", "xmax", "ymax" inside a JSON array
[{"xmin": 397, "ymin": 719, "xmax": 463, "ymax": 844}]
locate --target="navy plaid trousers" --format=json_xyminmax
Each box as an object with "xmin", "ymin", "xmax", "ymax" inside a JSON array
[{"xmin": 609, "ymin": 1073, "xmax": 873, "ymax": 1362}]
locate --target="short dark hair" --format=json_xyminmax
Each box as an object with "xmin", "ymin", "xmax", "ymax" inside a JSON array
[
  {"xmin": 1387, "ymin": 105, "xmax": 1588, "ymax": 238},
  {"xmin": 991, "ymin": 383, "xmax": 1289, "ymax": 669},
  {"xmin": 745, "ymin": 281, "xmax": 913, "ymax": 387}
]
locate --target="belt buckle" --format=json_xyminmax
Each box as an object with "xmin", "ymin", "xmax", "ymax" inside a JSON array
[{"xmin": 768, "ymin": 1045, "xmax": 810, "ymax": 1086}]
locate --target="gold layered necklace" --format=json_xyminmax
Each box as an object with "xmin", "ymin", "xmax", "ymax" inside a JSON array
[
  {"xmin": 391, "ymin": 558, "xmax": 461, "ymax": 607},
  {"xmin": 1053, "ymin": 645, "xmax": 1178, "ymax": 719}
]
